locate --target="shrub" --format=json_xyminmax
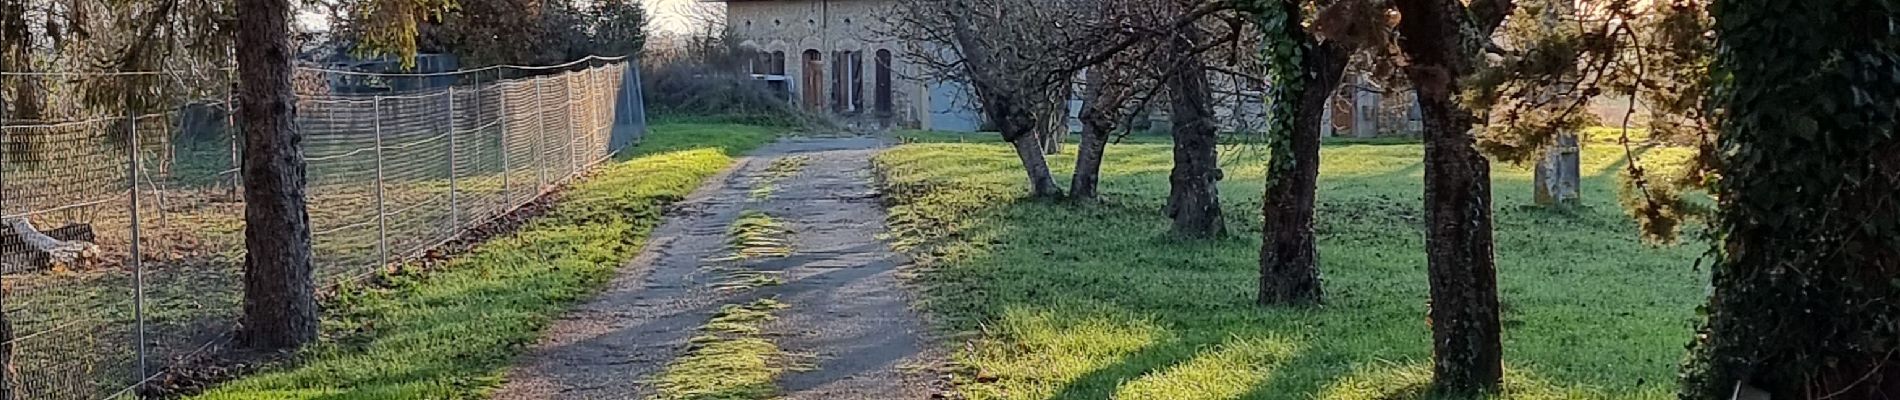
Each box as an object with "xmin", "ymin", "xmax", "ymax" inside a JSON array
[
  {"xmin": 642, "ymin": 65, "xmax": 809, "ymax": 127},
  {"xmin": 640, "ymin": 28, "xmax": 818, "ymax": 128}
]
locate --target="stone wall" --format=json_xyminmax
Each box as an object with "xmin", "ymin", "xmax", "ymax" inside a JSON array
[{"xmin": 728, "ymin": 0, "xmax": 936, "ymax": 129}]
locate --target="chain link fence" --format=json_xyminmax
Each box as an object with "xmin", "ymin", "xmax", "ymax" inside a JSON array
[{"xmin": 0, "ymin": 57, "xmax": 647, "ymax": 399}]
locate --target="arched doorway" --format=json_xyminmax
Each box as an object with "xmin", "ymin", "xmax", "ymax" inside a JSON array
[
  {"xmin": 875, "ymin": 49, "xmax": 894, "ymax": 122},
  {"xmin": 830, "ymin": 51, "xmax": 864, "ymax": 114},
  {"xmin": 802, "ymin": 50, "xmax": 824, "ymax": 111}
]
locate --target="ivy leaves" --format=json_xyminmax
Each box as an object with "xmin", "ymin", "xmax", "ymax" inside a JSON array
[
  {"xmin": 1679, "ymin": 1, "xmax": 1900, "ymax": 397},
  {"xmin": 1242, "ymin": 0, "xmax": 1306, "ymax": 186}
]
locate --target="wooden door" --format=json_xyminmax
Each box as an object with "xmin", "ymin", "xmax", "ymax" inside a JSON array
[
  {"xmin": 875, "ymin": 50, "xmax": 894, "ymax": 119},
  {"xmin": 802, "ymin": 50, "xmax": 823, "ymax": 111}
]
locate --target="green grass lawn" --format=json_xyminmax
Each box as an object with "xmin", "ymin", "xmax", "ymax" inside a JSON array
[
  {"xmin": 189, "ymin": 122, "xmax": 776, "ymax": 399},
  {"xmin": 872, "ymin": 134, "xmax": 1705, "ymax": 399}
]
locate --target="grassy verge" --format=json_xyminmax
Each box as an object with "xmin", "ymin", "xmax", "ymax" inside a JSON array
[
  {"xmin": 188, "ymin": 122, "xmax": 775, "ymax": 399},
  {"xmin": 618, "ymin": 122, "xmax": 780, "ymax": 161},
  {"xmin": 872, "ymin": 137, "xmax": 1704, "ymax": 399}
]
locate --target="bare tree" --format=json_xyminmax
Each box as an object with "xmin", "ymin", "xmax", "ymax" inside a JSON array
[
  {"xmin": 889, "ymin": 0, "xmax": 1086, "ymax": 197},
  {"xmin": 1070, "ymin": 0, "xmax": 1255, "ymax": 207},
  {"xmin": 1039, "ymin": 92, "xmax": 1069, "ymax": 155},
  {"xmin": 1071, "ymin": 52, "xmax": 1155, "ymax": 200},
  {"xmin": 1055, "ymin": 0, "xmax": 1171, "ymax": 201},
  {"xmin": 1159, "ymin": 4, "xmax": 1226, "ymax": 238},
  {"xmin": 1151, "ymin": 1, "xmax": 1272, "ymax": 239},
  {"xmin": 889, "ymin": 0, "xmax": 1225, "ymax": 198}
]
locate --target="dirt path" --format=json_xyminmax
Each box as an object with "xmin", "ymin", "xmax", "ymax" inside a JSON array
[{"xmin": 492, "ymin": 136, "xmax": 933, "ymax": 400}]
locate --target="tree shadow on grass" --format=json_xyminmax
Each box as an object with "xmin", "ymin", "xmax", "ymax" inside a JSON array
[
  {"xmin": 1043, "ymin": 339, "xmax": 1179, "ymax": 400},
  {"xmin": 1589, "ymin": 143, "xmax": 1657, "ymax": 181},
  {"xmin": 877, "ymin": 141, "xmax": 1703, "ymax": 400}
]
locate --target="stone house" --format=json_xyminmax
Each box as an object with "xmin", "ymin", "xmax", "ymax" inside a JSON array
[
  {"xmin": 721, "ymin": 0, "xmax": 984, "ymax": 131},
  {"xmin": 720, "ymin": 0, "xmax": 1427, "ymax": 136},
  {"xmin": 1324, "ymin": 73, "xmax": 1424, "ymax": 138}
]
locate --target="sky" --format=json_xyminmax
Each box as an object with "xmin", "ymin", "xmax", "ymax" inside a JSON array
[
  {"xmin": 644, "ymin": 0, "xmax": 722, "ymax": 35},
  {"xmin": 295, "ymin": 0, "xmax": 717, "ymax": 35}
]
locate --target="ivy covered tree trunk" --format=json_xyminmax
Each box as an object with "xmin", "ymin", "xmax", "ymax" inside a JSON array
[
  {"xmin": 1256, "ymin": 0, "xmax": 1349, "ymax": 305},
  {"xmin": 1681, "ymin": 1, "xmax": 1900, "ymax": 398},
  {"xmin": 1391, "ymin": 0, "xmax": 1510, "ymax": 393},
  {"xmin": 1163, "ymin": 19, "xmax": 1225, "ymax": 239},
  {"xmin": 235, "ymin": 0, "xmax": 318, "ymax": 351}
]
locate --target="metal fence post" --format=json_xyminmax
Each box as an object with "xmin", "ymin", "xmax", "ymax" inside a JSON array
[
  {"xmin": 599, "ymin": 66, "xmax": 609, "ymax": 155},
  {"xmin": 628, "ymin": 63, "xmax": 646, "ymax": 144},
  {"xmin": 0, "ymin": 76, "xmax": 8, "ymax": 218},
  {"xmin": 580, "ymin": 67, "xmax": 591, "ymax": 162},
  {"xmin": 498, "ymin": 77, "xmax": 512, "ymax": 205},
  {"xmin": 620, "ymin": 63, "xmax": 632, "ymax": 126},
  {"xmin": 127, "ymin": 112, "xmax": 149, "ymax": 390},
  {"xmin": 585, "ymin": 67, "xmax": 598, "ymax": 162},
  {"xmin": 372, "ymin": 97, "xmax": 390, "ymax": 266},
  {"xmin": 582, "ymin": 70, "xmax": 588, "ymax": 166},
  {"xmin": 533, "ymin": 76, "xmax": 548, "ymax": 191},
  {"xmin": 226, "ymin": 67, "xmax": 241, "ymax": 193},
  {"xmin": 471, "ymin": 74, "xmax": 484, "ymax": 218},
  {"xmin": 558, "ymin": 74, "xmax": 574, "ymax": 181},
  {"xmin": 567, "ymin": 72, "xmax": 579, "ymax": 175},
  {"xmin": 446, "ymin": 88, "xmax": 459, "ymax": 231}
]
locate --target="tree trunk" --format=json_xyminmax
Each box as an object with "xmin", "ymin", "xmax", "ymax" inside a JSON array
[
  {"xmin": 1682, "ymin": 1, "xmax": 1900, "ymax": 398},
  {"xmin": 1040, "ymin": 87, "xmax": 1070, "ymax": 155},
  {"xmin": 1072, "ymin": 68, "xmax": 1112, "ymax": 201},
  {"xmin": 235, "ymin": 0, "xmax": 318, "ymax": 351},
  {"xmin": 980, "ymin": 99, "xmax": 1064, "ymax": 199},
  {"xmin": 944, "ymin": 9, "xmax": 1063, "ymax": 200},
  {"xmin": 1009, "ymin": 132, "xmax": 1063, "ymax": 198},
  {"xmin": 0, "ymin": 0, "xmax": 36, "ymax": 124},
  {"xmin": 1070, "ymin": 120, "xmax": 1108, "ymax": 199},
  {"xmin": 0, "ymin": 1, "xmax": 32, "ymax": 395},
  {"xmin": 1392, "ymin": 0, "xmax": 1503, "ymax": 393},
  {"xmin": 1163, "ymin": 23, "xmax": 1224, "ymax": 239},
  {"xmin": 1, "ymin": 219, "xmax": 98, "ymax": 273},
  {"xmin": 1415, "ymin": 85, "xmax": 1502, "ymax": 396},
  {"xmin": 1258, "ymin": 36, "xmax": 1349, "ymax": 306}
]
